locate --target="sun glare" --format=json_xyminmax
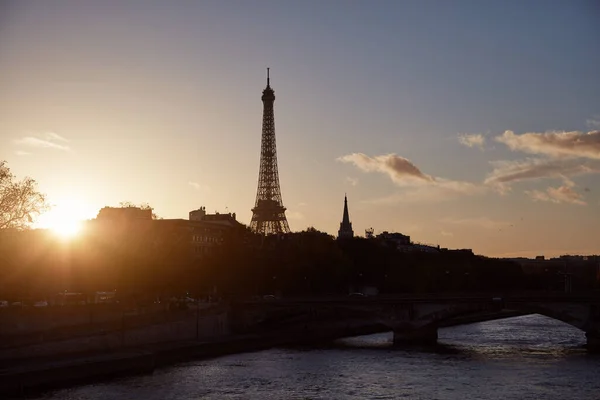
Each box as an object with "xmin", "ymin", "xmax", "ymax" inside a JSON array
[
  {"xmin": 51, "ymin": 218, "xmax": 82, "ymax": 238},
  {"xmin": 36, "ymin": 196, "xmax": 92, "ymax": 239}
]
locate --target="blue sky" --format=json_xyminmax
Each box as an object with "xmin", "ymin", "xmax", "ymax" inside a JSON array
[{"xmin": 1, "ymin": 0, "xmax": 599, "ymax": 256}]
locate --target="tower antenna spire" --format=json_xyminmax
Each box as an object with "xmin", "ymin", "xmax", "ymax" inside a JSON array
[{"xmin": 267, "ymin": 67, "xmax": 270, "ymax": 86}]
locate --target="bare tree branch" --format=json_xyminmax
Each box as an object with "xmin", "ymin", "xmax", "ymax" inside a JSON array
[
  {"xmin": 118, "ymin": 201, "xmax": 159, "ymax": 219},
  {"xmin": 0, "ymin": 161, "xmax": 48, "ymax": 230}
]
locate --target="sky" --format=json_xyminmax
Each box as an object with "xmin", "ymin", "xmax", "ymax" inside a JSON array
[{"xmin": 1, "ymin": 0, "xmax": 599, "ymax": 258}]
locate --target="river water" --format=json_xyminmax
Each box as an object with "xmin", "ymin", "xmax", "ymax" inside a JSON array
[{"xmin": 37, "ymin": 315, "xmax": 600, "ymax": 400}]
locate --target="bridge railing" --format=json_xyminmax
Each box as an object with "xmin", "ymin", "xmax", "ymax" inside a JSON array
[{"xmin": 238, "ymin": 290, "xmax": 600, "ymax": 305}]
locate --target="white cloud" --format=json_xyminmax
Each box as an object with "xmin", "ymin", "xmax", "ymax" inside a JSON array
[
  {"xmin": 441, "ymin": 230, "xmax": 454, "ymax": 237},
  {"xmin": 458, "ymin": 133, "xmax": 485, "ymax": 149},
  {"xmin": 15, "ymin": 131, "xmax": 71, "ymax": 151},
  {"xmin": 495, "ymin": 130, "xmax": 600, "ymax": 160},
  {"xmin": 15, "ymin": 150, "xmax": 31, "ymax": 156},
  {"xmin": 345, "ymin": 176, "xmax": 359, "ymax": 186}
]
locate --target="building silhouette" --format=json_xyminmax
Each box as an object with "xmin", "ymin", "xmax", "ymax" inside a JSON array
[
  {"xmin": 337, "ymin": 194, "xmax": 354, "ymax": 239},
  {"xmin": 250, "ymin": 69, "xmax": 290, "ymax": 235},
  {"xmin": 190, "ymin": 206, "xmax": 237, "ymax": 225},
  {"xmin": 91, "ymin": 205, "xmax": 242, "ymax": 257},
  {"xmin": 96, "ymin": 206, "xmax": 152, "ymax": 221}
]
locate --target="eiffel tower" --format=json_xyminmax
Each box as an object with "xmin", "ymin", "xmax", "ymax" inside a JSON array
[{"xmin": 250, "ymin": 69, "xmax": 290, "ymax": 235}]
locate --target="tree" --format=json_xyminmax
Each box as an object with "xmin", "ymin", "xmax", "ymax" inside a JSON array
[
  {"xmin": 118, "ymin": 201, "xmax": 160, "ymax": 219},
  {"xmin": 0, "ymin": 161, "xmax": 48, "ymax": 230}
]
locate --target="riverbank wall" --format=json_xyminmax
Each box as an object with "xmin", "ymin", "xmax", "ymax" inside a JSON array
[
  {"xmin": 0, "ymin": 311, "xmax": 531, "ymax": 397},
  {"xmin": 0, "ymin": 311, "xmax": 228, "ymax": 366}
]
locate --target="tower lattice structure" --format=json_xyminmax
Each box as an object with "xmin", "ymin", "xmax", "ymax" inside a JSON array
[{"xmin": 250, "ymin": 69, "xmax": 290, "ymax": 235}]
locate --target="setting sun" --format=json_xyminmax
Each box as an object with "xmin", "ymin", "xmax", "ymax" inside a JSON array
[
  {"xmin": 35, "ymin": 196, "xmax": 94, "ymax": 239},
  {"xmin": 50, "ymin": 218, "xmax": 82, "ymax": 238}
]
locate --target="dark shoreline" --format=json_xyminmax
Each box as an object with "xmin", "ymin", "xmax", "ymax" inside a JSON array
[{"xmin": 0, "ymin": 332, "xmax": 299, "ymax": 398}]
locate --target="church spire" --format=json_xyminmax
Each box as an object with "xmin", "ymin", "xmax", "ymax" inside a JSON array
[
  {"xmin": 342, "ymin": 194, "xmax": 350, "ymax": 224},
  {"xmin": 338, "ymin": 194, "xmax": 354, "ymax": 240}
]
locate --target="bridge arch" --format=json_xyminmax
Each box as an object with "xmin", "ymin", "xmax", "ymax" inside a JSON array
[
  {"xmin": 234, "ymin": 297, "xmax": 600, "ymax": 351},
  {"xmin": 416, "ymin": 303, "xmax": 585, "ymax": 332}
]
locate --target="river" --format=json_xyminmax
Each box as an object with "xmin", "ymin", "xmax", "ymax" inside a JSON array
[{"xmin": 36, "ymin": 314, "xmax": 600, "ymax": 399}]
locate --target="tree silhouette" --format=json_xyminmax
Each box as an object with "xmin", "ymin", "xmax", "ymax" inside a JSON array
[
  {"xmin": 0, "ymin": 161, "xmax": 48, "ymax": 230},
  {"xmin": 118, "ymin": 201, "xmax": 160, "ymax": 219}
]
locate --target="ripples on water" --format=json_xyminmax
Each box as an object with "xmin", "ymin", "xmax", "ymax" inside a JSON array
[{"xmin": 37, "ymin": 315, "xmax": 600, "ymax": 400}]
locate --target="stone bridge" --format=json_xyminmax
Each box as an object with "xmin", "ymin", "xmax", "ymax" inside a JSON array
[{"xmin": 228, "ymin": 294, "xmax": 600, "ymax": 351}]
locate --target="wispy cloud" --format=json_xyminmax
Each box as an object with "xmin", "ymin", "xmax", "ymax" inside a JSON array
[
  {"xmin": 441, "ymin": 230, "xmax": 454, "ymax": 237},
  {"xmin": 342, "ymin": 128, "xmax": 600, "ymax": 207},
  {"xmin": 458, "ymin": 133, "xmax": 485, "ymax": 149},
  {"xmin": 495, "ymin": 130, "xmax": 600, "ymax": 160},
  {"xmin": 484, "ymin": 158, "xmax": 600, "ymax": 189},
  {"xmin": 360, "ymin": 180, "xmax": 486, "ymax": 205},
  {"xmin": 44, "ymin": 132, "xmax": 69, "ymax": 143},
  {"xmin": 441, "ymin": 216, "xmax": 512, "ymax": 230},
  {"xmin": 525, "ymin": 179, "xmax": 586, "ymax": 205},
  {"xmin": 345, "ymin": 176, "xmax": 359, "ymax": 186},
  {"xmin": 587, "ymin": 115, "xmax": 600, "ymax": 129},
  {"xmin": 14, "ymin": 131, "xmax": 71, "ymax": 151},
  {"xmin": 188, "ymin": 181, "xmax": 211, "ymax": 192},
  {"xmin": 286, "ymin": 211, "xmax": 305, "ymax": 220},
  {"xmin": 337, "ymin": 153, "xmax": 434, "ymax": 185},
  {"xmin": 15, "ymin": 150, "xmax": 31, "ymax": 156},
  {"xmin": 340, "ymin": 152, "xmax": 485, "ymax": 204},
  {"xmin": 402, "ymin": 224, "xmax": 422, "ymax": 233},
  {"xmin": 478, "ymin": 127, "xmax": 600, "ymax": 202}
]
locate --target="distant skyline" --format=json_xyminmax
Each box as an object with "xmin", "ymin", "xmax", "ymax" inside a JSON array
[{"xmin": 1, "ymin": 0, "xmax": 599, "ymax": 257}]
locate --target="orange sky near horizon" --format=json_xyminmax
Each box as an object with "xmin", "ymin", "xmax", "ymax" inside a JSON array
[{"xmin": 1, "ymin": 1, "xmax": 599, "ymax": 258}]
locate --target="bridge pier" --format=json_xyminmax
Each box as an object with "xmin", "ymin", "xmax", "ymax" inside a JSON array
[
  {"xmin": 393, "ymin": 326, "xmax": 438, "ymax": 346},
  {"xmin": 586, "ymin": 331, "xmax": 600, "ymax": 353}
]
